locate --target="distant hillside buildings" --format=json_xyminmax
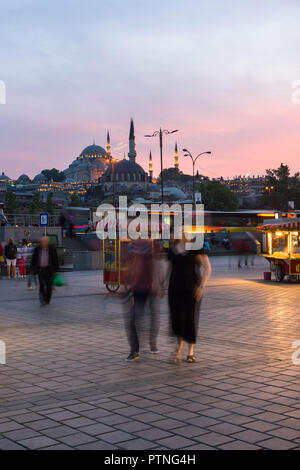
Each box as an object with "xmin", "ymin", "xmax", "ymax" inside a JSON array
[
  {"xmin": 0, "ymin": 119, "xmax": 187, "ymax": 209},
  {"xmin": 0, "ymin": 119, "xmax": 268, "ymax": 211},
  {"xmin": 223, "ymin": 175, "xmax": 266, "ymax": 207}
]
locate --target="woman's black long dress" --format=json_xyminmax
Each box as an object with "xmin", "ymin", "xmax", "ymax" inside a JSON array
[{"xmin": 168, "ymin": 247, "xmax": 202, "ymax": 344}]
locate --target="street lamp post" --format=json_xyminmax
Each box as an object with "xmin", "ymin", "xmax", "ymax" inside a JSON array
[
  {"xmin": 265, "ymin": 186, "xmax": 274, "ymax": 206},
  {"xmin": 112, "ymin": 160, "xmax": 115, "ymax": 205},
  {"xmin": 182, "ymin": 149, "xmax": 211, "ymax": 207},
  {"xmin": 107, "ymin": 158, "xmax": 118, "ymax": 206},
  {"xmin": 145, "ymin": 128, "xmax": 178, "ymax": 204}
]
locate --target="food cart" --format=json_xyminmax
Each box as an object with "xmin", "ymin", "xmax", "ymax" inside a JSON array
[
  {"xmin": 258, "ymin": 220, "xmax": 300, "ymax": 282},
  {"xmin": 101, "ymin": 209, "xmax": 167, "ymax": 293},
  {"xmin": 102, "ymin": 238, "xmax": 131, "ymax": 292}
]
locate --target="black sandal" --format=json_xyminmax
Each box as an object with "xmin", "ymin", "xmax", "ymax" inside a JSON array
[{"xmin": 187, "ymin": 355, "xmax": 196, "ymax": 363}]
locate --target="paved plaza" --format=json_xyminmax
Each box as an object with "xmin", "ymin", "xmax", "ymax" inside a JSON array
[{"xmin": 0, "ymin": 256, "xmax": 300, "ymax": 450}]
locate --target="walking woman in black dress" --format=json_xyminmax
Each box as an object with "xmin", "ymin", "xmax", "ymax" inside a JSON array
[{"xmin": 168, "ymin": 236, "xmax": 211, "ymax": 363}]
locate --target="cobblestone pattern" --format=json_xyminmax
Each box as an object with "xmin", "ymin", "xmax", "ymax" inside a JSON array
[{"xmin": 0, "ymin": 258, "xmax": 300, "ymax": 450}]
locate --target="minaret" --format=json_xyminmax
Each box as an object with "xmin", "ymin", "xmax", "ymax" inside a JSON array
[
  {"xmin": 149, "ymin": 150, "xmax": 153, "ymax": 182},
  {"xmin": 128, "ymin": 118, "xmax": 136, "ymax": 162},
  {"xmin": 174, "ymin": 141, "xmax": 179, "ymax": 169},
  {"xmin": 106, "ymin": 131, "xmax": 111, "ymax": 157}
]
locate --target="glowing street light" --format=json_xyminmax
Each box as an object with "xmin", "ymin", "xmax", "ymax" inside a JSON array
[
  {"xmin": 145, "ymin": 128, "xmax": 178, "ymax": 204},
  {"xmin": 182, "ymin": 149, "xmax": 212, "ymax": 207}
]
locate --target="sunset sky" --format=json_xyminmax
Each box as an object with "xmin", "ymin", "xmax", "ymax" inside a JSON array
[{"xmin": 1, "ymin": 0, "xmax": 300, "ymax": 179}]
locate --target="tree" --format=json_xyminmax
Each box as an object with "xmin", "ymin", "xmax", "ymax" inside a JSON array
[
  {"xmin": 197, "ymin": 180, "xmax": 238, "ymax": 211},
  {"xmin": 288, "ymin": 185, "xmax": 300, "ymax": 209},
  {"xmin": 260, "ymin": 163, "xmax": 300, "ymax": 210},
  {"xmin": 160, "ymin": 167, "xmax": 181, "ymax": 181},
  {"xmin": 41, "ymin": 168, "xmax": 65, "ymax": 182},
  {"xmin": 69, "ymin": 193, "xmax": 81, "ymax": 207},
  {"xmin": 30, "ymin": 192, "xmax": 43, "ymax": 214},
  {"xmin": 159, "ymin": 167, "xmax": 193, "ymax": 184},
  {"xmin": 45, "ymin": 193, "xmax": 55, "ymax": 215},
  {"xmin": 4, "ymin": 191, "xmax": 19, "ymax": 214}
]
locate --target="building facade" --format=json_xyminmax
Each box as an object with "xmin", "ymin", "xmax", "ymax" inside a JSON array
[
  {"xmin": 101, "ymin": 119, "xmax": 148, "ymax": 194},
  {"xmin": 63, "ymin": 142, "xmax": 110, "ymax": 183}
]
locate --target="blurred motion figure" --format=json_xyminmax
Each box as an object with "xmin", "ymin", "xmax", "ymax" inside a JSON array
[
  {"xmin": 124, "ymin": 239, "xmax": 163, "ymax": 362},
  {"xmin": 167, "ymin": 234, "xmax": 211, "ymax": 363},
  {"xmin": 31, "ymin": 236, "xmax": 59, "ymax": 306}
]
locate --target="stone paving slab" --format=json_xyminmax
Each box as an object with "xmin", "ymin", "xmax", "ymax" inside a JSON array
[{"xmin": 0, "ymin": 257, "xmax": 300, "ymax": 449}]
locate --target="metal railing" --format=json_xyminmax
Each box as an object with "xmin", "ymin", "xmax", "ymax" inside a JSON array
[{"xmin": 5, "ymin": 214, "xmax": 58, "ymax": 226}]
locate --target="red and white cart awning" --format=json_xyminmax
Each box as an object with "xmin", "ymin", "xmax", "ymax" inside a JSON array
[{"xmin": 258, "ymin": 221, "xmax": 300, "ymax": 231}]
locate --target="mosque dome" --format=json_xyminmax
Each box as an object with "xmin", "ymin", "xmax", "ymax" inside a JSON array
[
  {"xmin": 64, "ymin": 141, "xmax": 109, "ymax": 183},
  {"xmin": 33, "ymin": 173, "xmax": 47, "ymax": 183},
  {"xmin": 103, "ymin": 159, "xmax": 146, "ymax": 183},
  {"xmin": 17, "ymin": 174, "xmax": 31, "ymax": 184},
  {"xmin": 64, "ymin": 121, "xmax": 141, "ymax": 184},
  {"xmin": 80, "ymin": 144, "xmax": 107, "ymax": 158},
  {"xmin": 0, "ymin": 172, "xmax": 11, "ymax": 181},
  {"xmin": 164, "ymin": 187, "xmax": 187, "ymax": 199}
]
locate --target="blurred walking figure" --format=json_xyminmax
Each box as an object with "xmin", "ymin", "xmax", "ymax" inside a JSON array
[
  {"xmin": 124, "ymin": 238, "xmax": 163, "ymax": 362},
  {"xmin": 4, "ymin": 238, "xmax": 17, "ymax": 279},
  {"xmin": 150, "ymin": 241, "xmax": 166, "ymax": 353},
  {"xmin": 210, "ymin": 232, "xmax": 216, "ymax": 248},
  {"xmin": 204, "ymin": 238, "xmax": 211, "ymax": 254},
  {"xmin": 222, "ymin": 235, "xmax": 231, "ymax": 251},
  {"xmin": 31, "ymin": 236, "xmax": 59, "ymax": 306},
  {"xmin": 58, "ymin": 212, "xmax": 67, "ymax": 238},
  {"xmin": 17, "ymin": 239, "xmax": 28, "ymax": 278},
  {"xmin": 167, "ymin": 234, "xmax": 211, "ymax": 364},
  {"xmin": 237, "ymin": 238, "xmax": 249, "ymax": 268},
  {"xmin": 68, "ymin": 216, "xmax": 75, "ymax": 238},
  {"xmin": 26, "ymin": 244, "xmax": 38, "ymax": 290}
]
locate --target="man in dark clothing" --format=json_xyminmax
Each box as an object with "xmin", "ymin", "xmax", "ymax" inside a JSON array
[
  {"xmin": 31, "ymin": 236, "xmax": 59, "ymax": 306},
  {"xmin": 4, "ymin": 238, "xmax": 17, "ymax": 279}
]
